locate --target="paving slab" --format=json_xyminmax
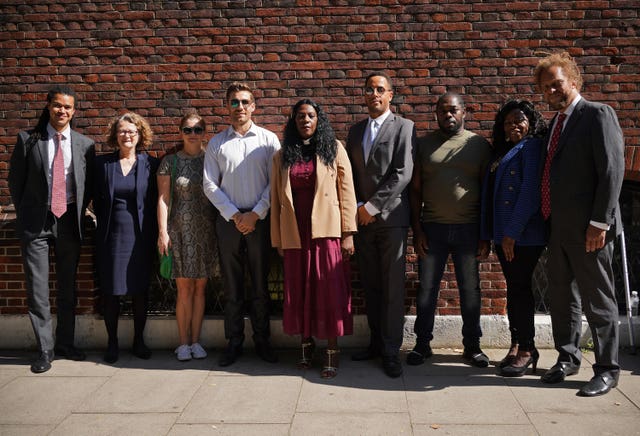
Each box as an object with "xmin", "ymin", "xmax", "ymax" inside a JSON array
[
  {"xmin": 0, "ymin": 376, "xmax": 107, "ymax": 425},
  {"xmin": 178, "ymin": 374, "xmax": 302, "ymax": 424},
  {"xmin": 291, "ymin": 412, "xmax": 412, "ymax": 435},
  {"xmin": 50, "ymin": 413, "xmax": 178, "ymax": 436},
  {"xmin": 0, "ymin": 424, "xmax": 54, "ymax": 436},
  {"xmin": 412, "ymin": 424, "xmax": 537, "ymax": 435},
  {"xmin": 527, "ymin": 412, "xmax": 640, "ymax": 436},
  {"xmin": 406, "ymin": 375, "xmax": 529, "ymax": 425},
  {"xmin": 297, "ymin": 362, "xmax": 408, "ymax": 413},
  {"xmin": 76, "ymin": 369, "xmax": 208, "ymax": 413},
  {"xmin": 0, "ymin": 369, "xmax": 21, "ymax": 390},
  {"xmin": 168, "ymin": 423, "xmax": 290, "ymax": 435}
]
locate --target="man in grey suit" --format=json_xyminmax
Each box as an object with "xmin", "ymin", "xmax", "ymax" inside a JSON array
[
  {"xmin": 535, "ymin": 52, "xmax": 625, "ymax": 396},
  {"xmin": 9, "ymin": 86, "xmax": 95, "ymax": 373},
  {"xmin": 346, "ymin": 72, "xmax": 415, "ymax": 378}
]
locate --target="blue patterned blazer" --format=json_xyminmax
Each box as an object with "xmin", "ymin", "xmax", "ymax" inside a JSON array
[{"xmin": 480, "ymin": 136, "xmax": 546, "ymax": 246}]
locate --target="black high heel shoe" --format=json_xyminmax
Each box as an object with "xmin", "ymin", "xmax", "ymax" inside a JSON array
[
  {"xmin": 499, "ymin": 348, "xmax": 539, "ymax": 377},
  {"xmin": 498, "ymin": 342, "xmax": 518, "ymax": 368}
]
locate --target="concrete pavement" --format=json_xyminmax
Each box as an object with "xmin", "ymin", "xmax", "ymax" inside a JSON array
[{"xmin": 0, "ymin": 347, "xmax": 639, "ymax": 435}]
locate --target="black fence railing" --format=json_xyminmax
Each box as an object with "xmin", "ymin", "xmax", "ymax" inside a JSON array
[
  {"xmin": 532, "ymin": 181, "xmax": 640, "ymax": 315},
  {"xmin": 119, "ymin": 182, "xmax": 640, "ymax": 317}
]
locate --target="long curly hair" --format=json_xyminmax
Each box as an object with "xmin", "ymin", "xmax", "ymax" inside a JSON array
[
  {"xmin": 282, "ymin": 99, "xmax": 337, "ymax": 168},
  {"xmin": 492, "ymin": 99, "xmax": 547, "ymax": 155},
  {"xmin": 105, "ymin": 112, "xmax": 154, "ymax": 150}
]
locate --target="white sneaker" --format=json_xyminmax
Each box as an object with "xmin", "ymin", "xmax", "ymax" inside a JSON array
[
  {"xmin": 190, "ymin": 342, "xmax": 208, "ymax": 359},
  {"xmin": 175, "ymin": 344, "xmax": 192, "ymax": 361}
]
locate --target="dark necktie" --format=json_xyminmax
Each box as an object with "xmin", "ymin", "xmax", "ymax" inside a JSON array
[
  {"xmin": 541, "ymin": 113, "xmax": 567, "ymax": 220},
  {"xmin": 51, "ymin": 132, "xmax": 67, "ymax": 218}
]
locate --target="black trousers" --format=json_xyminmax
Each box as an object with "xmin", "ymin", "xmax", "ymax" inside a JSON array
[
  {"xmin": 495, "ymin": 244, "xmax": 544, "ymax": 351},
  {"xmin": 354, "ymin": 225, "xmax": 408, "ymax": 357},
  {"xmin": 216, "ymin": 216, "xmax": 271, "ymax": 345},
  {"xmin": 21, "ymin": 208, "xmax": 81, "ymax": 351}
]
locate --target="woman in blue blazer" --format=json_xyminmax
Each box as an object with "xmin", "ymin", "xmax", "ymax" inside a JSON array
[
  {"xmin": 94, "ymin": 112, "xmax": 159, "ymax": 364},
  {"xmin": 481, "ymin": 100, "xmax": 547, "ymax": 376}
]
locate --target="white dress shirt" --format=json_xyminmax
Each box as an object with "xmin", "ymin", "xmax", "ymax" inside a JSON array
[
  {"xmin": 203, "ymin": 122, "xmax": 281, "ymax": 221},
  {"xmin": 46, "ymin": 123, "xmax": 75, "ymax": 205},
  {"xmin": 361, "ymin": 110, "xmax": 392, "ymax": 217}
]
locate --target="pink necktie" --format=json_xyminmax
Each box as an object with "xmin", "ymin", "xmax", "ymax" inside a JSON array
[
  {"xmin": 541, "ymin": 113, "xmax": 567, "ymax": 220},
  {"xmin": 51, "ymin": 132, "xmax": 67, "ymax": 218}
]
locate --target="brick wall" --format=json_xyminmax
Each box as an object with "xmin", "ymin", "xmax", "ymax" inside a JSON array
[{"xmin": 1, "ymin": 1, "xmax": 638, "ymax": 316}]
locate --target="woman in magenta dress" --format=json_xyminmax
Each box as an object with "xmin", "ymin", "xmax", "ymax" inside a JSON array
[{"xmin": 271, "ymin": 99, "xmax": 358, "ymax": 378}]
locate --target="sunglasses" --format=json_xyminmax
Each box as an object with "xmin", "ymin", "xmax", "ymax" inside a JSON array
[
  {"xmin": 182, "ymin": 126, "xmax": 204, "ymax": 135},
  {"xmin": 229, "ymin": 99, "xmax": 252, "ymax": 108},
  {"xmin": 364, "ymin": 86, "xmax": 389, "ymax": 96}
]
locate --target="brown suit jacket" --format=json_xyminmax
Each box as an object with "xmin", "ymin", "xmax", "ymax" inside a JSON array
[{"xmin": 270, "ymin": 141, "xmax": 357, "ymax": 250}]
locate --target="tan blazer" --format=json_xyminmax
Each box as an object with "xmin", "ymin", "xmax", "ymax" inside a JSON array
[{"xmin": 271, "ymin": 141, "xmax": 358, "ymax": 250}]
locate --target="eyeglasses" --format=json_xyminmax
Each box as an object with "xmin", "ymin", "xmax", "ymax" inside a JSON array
[
  {"xmin": 230, "ymin": 99, "xmax": 252, "ymax": 108},
  {"xmin": 117, "ymin": 130, "xmax": 138, "ymax": 137},
  {"xmin": 364, "ymin": 86, "xmax": 389, "ymax": 96},
  {"xmin": 182, "ymin": 126, "xmax": 204, "ymax": 135}
]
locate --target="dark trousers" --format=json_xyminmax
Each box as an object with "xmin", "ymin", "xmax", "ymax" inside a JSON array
[
  {"xmin": 547, "ymin": 235, "xmax": 619, "ymax": 376},
  {"xmin": 414, "ymin": 222, "xmax": 482, "ymax": 350},
  {"xmin": 216, "ymin": 216, "xmax": 271, "ymax": 346},
  {"xmin": 354, "ymin": 225, "xmax": 408, "ymax": 357},
  {"xmin": 21, "ymin": 209, "xmax": 81, "ymax": 351},
  {"xmin": 495, "ymin": 244, "xmax": 544, "ymax": 351}
]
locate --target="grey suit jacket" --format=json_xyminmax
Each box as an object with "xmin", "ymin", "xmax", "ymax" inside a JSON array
[
  {"xmin": 9, "ymin": 128, "xmax": 96, "ymax": 241},
  {"xmin": 544, "ymin": 98, "xmax": 625, "ymax": 242},
  {"xmin": 346, "ymin": 113, "xmax": 415, "ymax": 227}
]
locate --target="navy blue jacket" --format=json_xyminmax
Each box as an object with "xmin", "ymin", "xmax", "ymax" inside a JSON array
[{"xmin": 480, "ymin": 136, "xmax": 546, "ymax": 246}]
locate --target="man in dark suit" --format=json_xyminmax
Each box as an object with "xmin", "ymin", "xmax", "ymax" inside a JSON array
[
  {"xmin": 9, "ymin": 86, "xmax": 95, "ymax": 373},
  {"xmin": 535, "ymin": 51, "xmax": 625, "ymax": 396},
  {"xmin": 346, "ymin": 72, "xmax": 415, "ymax": 378}
]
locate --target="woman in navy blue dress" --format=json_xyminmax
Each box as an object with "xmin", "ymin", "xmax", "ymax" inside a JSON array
[{"xmin": 94, "ymin": 112, "xmax": 158, "ymax": 364}]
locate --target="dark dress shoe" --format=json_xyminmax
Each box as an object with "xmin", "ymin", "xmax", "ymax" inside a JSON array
[
  {"xmin": 54, "ymin": 345, "xmax": 86, "ymax": 361},
  {"xmin": 577, "ymin": 373, "xmax": 618, "ymax": 397},
  {"xmin": 382, "ymin": 355, "xmax": 403, "ymax": 378},
  {"xmin": 255, "ymin": 341, "xmax": 278, "ymax": 363},
  {"xmin": 406, "ymin": 343, "xmax": 433, "ymax": 366},
  {"xmin": 218, "ymin": 343, "xmax": 243, "ymax": 367},
  {"xmin": 103, "ymin": 342, "xmax": 119, "ymax": 364},
  {"xmin": 351, "ymin": 346, "xmax": 381, "ymax": 361},
  {"xmin": 541, "ymin": 361, "xmax": 580, "ymax": 384},
  {"xmin": 31, "ymin": 350, "xmax": 55, "ymax": 373},
  {"xmin": 462, "ymin": 349, "xmax": 489, "ymax": 368},
  {"xmin": 132, "ymin": 341, "xmax": 152, "ymax": 360}
]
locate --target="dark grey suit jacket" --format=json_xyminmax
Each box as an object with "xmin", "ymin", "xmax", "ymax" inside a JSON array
[
  {"xmin": 346, "ymin": 113, "xmax": 415, "ymax": 227},
  {"xmin": 545, "ymin": 98, "xmax": 625, "ymax": 242},
  {"xmin": 9, "ymin": 128, "xmax": 96, "ymax": 241}
]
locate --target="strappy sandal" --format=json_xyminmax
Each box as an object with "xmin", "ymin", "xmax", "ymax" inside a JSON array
[
  {"xmin": 297, "ymin": 338, "xmax": 315, "ymax": 369},
  {"xmin": 321, "ymin": 348, "xmax": 339, "ymax": 379}
]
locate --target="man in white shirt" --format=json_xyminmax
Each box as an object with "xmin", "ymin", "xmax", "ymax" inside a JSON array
[{"xmin": 203, "ymin": 82, "xmax": 281, "ymax": 367}]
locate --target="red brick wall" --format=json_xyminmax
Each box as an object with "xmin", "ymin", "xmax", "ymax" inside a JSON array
[{"xmin": 1, "ymin": 1, "xmax": 638, "ymax": 315}]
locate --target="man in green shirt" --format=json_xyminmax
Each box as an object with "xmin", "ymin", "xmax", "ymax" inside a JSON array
[{"xmin": 408, "ymin": 92, "xmax": 492, "ymax": 367}]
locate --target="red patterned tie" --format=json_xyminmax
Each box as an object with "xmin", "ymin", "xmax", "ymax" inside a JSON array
[
  {"xmin": 541, "ymin": 113, "xmax": 567, "ymax": 220},
  {"xmin": 51, "ymin": 132, "xmax": 67, "ymax": 218}
]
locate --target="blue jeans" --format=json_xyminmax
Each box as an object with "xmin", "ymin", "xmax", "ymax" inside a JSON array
[{"xmin": 414, "ymin": 222, "xmax": 482, "ymax": 350}]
